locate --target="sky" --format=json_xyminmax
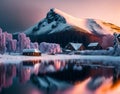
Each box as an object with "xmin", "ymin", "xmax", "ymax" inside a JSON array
[{"xmin": 0, "ymin": 0, "xmax": 120, "ymax": 33}]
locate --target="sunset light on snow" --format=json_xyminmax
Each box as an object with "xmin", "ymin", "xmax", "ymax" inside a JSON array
[
  {"xmin": 1, "ymin": 0, "xmax": 120, "ymax": 94},
  {"xmin": 0, "ymin": 0, "xmax": 120, "ymax": 32}
]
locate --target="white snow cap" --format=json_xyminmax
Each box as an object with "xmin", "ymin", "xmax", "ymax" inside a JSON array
[
  {"xmin": 88, "ymin": 42, "xmax": 99, "ymax": 47},
  {"xmin": 25, "ymin": 8, "xmax": 120, "ymax": 36},
  {"xmin": 53, "ymin": 8, "xmax": 119, "ymax": 35},
  {"xmin": 69, "ymin": 43, "xmax": 83, "ymax": 50},
  {"xmin": 22, "ymin": 49, "xmax": 40, "ymax": 53}
]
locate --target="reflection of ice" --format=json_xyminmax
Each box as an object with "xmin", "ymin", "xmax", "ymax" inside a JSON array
[
  {"xmin": 33, "ymin": 63, "xmax": 41, "ymax": 75},
  {"xmin": 0, "ymin": 58, "xmax": 118, "ymax": 94},
  {"xmin": 39, "ymin": 61, "xmax": 55, "ymax": 73},
  {"xmin": 0, "ymin": 64, "xmax": 6, "ymax": 88},
  {"xmin": 30, "ymin": 75, "xmax": 71, "ymax": 93},
  {"xmin": 17, "ymin": 60, "xmax": 43, "ymax": 82},
  {"xmin": 39, "ymin": 60, "xmax": 67, "ymax": 73},
  {"xmin": 4, "ymin": 64, "xmax": 16, "ymax": 88},
  {"xmin": 73, "ymin": 64, "xmax": 82, "ymax": 71},
  {"xmin": 0, "ymin": 62, "xmax": 42, "ymax": 92},
  {"xmin": 17, "ymin": 64, "xmax": 31, "ymax": 83},
  {"xmin": 0, "ymin": 64, "xmax": 17, "ymax": 89},
  {"xmin": 53, "ymin": 60, "xmax": 61, "ymax": 71},
  {"xmin": 21, "ymin": 60, "xmax": 41, "ymax": 75}
]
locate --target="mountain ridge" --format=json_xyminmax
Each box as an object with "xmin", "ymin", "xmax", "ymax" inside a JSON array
[
  {"xmin": 25, "ymin": 8, "xmax": 120, "ymax": 36},
  {"xmin": 24, "ymin": 8, "xmax": 119, "ymax": 48}
]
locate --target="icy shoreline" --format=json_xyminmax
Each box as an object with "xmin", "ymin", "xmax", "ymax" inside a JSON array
[{"xmin": 0, "ymin": 54, "xmax": 120, "ymax": 64}]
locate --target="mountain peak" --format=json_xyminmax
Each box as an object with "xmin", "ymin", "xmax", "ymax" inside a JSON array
[
  {"xmin": 46, "ymin": 8, "xmax": 66, "ymax": 24},
  {"xmin": 25, "ymin": 8, "xmax": 120, "ymax": 36},
  {"xmin": 50, "ymin": 8, "xmax": 55, "ymax": 12},
  {"xmin": 24, "ymin": 8, "xmax": 120, "ymax": 49}
]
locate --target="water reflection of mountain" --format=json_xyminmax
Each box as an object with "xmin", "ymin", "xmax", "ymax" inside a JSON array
[
  {"xmin": 38, "ymin": 60, "xmax": 115, "ymax": 83},
  {"xmin": 0, "ymin": 59, "xmax": 119, "ymax": 94}
]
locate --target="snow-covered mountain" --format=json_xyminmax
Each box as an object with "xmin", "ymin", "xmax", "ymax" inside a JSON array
[
  {"xmin": 25, "ymin": 8, "xmax": 120, "ymax": 36},
  {"xmin": 24, "ymin": 8, "xmax": 120, "ymax": 48}
]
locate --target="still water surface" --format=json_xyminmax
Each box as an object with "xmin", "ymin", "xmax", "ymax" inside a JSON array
[{"xmin": 0, "ymin": 59, "xmax": 118, "ymax": 94}]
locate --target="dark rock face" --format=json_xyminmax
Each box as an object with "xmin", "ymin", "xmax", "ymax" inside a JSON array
[
  {"xmin": 28, "ymin": 28, "xmax": 97, "ymax": 47},
  {"xmin": 46, "ymin": 8, "xmax": 66, "ymax": 24},
  {"xmin": 86, "ymin": 19, "xmax": 103, "ymax": 35},
  {"xmin": 32, "ymin": 8, "xmax": 66, "ymax": 33}
]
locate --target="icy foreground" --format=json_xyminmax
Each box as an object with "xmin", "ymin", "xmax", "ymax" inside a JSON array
[{"xmin": 0, "ymin": 54, "xmax": 120, "ymax": 64}]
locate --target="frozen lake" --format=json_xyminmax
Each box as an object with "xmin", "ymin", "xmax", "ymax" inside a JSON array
[
  {"xmin": 0, "ymin": 54, "xmax": 120, "ymax": 94},
  {"xmin": 0, "ymin": 54, "xmax": 120, "ymax": 64}
]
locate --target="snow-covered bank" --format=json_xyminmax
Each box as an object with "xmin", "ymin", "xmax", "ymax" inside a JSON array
[{"xmin": 0, "ymin": 54, "xmax": 120, "ymax": 64}]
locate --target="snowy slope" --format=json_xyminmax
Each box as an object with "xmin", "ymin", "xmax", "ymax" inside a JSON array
[
  {"xmin": 25, "ymin": 8, "xmax": 70, "ymax": 35},
  {"xmin": 53, "ymin": 8, "xmax": 120, "ymax": 35},
  {"xmin": 25, "ymin": 8, "xmax": 120, "ymax": 36}
]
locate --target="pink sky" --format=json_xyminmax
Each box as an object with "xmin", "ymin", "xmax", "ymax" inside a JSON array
[{"xmin": 0, "ymin": 0, "xmax": 120, "ymax": 32}]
